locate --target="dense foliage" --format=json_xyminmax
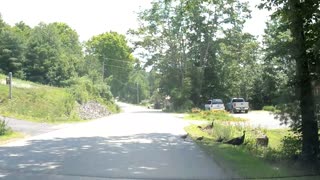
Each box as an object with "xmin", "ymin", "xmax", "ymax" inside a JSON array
[
  {"xmin": 130, "ymin": 0, "xmax": 261, "ymax": 111},
  {"xmin": 131, "ymin": 0, "xmax": 319, "ymax": 162},
  {"xmin": 0, "ymin": 14, "xmax": 147, "ymax": 104}
]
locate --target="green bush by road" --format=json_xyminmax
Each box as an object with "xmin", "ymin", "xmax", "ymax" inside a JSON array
[
  {"xmin": 0, "ymin": 118, "xmax": 23, "ymax": 144},
  {"xmin": 185, "ymin": 110, "xmax": 246, "ymax": 122}
]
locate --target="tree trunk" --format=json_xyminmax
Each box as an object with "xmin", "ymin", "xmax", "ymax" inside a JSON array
[{"xmin": 289, "ymin": 0, "xmax": 319, "ymax": 161}]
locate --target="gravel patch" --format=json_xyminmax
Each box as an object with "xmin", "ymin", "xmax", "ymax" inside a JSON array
[{"xmin": 79, "ymin": 101, "xmax": 111, "ymax": 120}]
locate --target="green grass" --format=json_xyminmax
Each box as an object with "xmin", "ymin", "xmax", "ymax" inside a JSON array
[
  {"xmin": 267, "ymin": 129, "xmax": 291, "ymax": 149},
  {"xmin": 185, "ymin": 110, "xmax": 246, "ymax": 122},
  {"xmin": 0, "ymin": 75, "xmax": 118, "ymax": 123},
  {"xmin": 0, "ymin": 84, "xmax": 80, "ymax": 123},
  {"xmin": 262, "ymin": 105, "xmax": 281, "ymax": 113},
  {"xmin": 185, "ymin": 125, "xmax": 315, "ymax": 179},
  {"xmin": 0, "ymin": 74, "xmax": 40, "ymax": 88},
  {"xmin": 0, "ymin": 131, "xmax": 24, "ymax": 144}
]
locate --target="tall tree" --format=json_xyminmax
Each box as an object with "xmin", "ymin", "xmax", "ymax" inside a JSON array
[
  {"xmin": 260, "ymin": 0, "xmax": 320, "ymax": 161},
  {"xmin": 0, "ymin": 18, "xmax": 27, "ymax": 78},
  {"xmin": 85, "ymin": 32, "xmax": 134, "ymax": 98},
  {"xmin": 131, "ymin": 0, "xmax": 254, "ymax": 110},
  {"xmin": 25, "ymin": 22, "xmax": 83, "ymax": 85}
]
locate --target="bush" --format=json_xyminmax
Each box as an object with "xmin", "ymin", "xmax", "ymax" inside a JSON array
[
  {"xmin": 212, "ymin": 122, "xmax": 234, "ymax": 140},
  {"xmin": 280, "ymin": 135, "xmax": 301, "ymax": 159},
  {"xmin": 67, "ymin": 76, "xmax": 113, "ymax": 104},
  {"xmin": 263, "ymin": 106, "xmax": 277, "ymax": 112},
  {"xmin": 0, "ymin": 119, "xmax": 11, "ymax": 136},
  {"xmin": 191, "ymin": 108, "xmax": 201, "ymax": 113}
]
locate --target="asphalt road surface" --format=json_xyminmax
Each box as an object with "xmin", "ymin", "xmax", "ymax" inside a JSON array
[
  {"xmin": 0, "ymin": 103, "xmax": 233, "ymax": 180},
  {"xmin": 2, "ymin": 116, "xmax": 64, "ymax": 136},
  {"xmin": 230, "ymin": 111, "xmax": 288, "ymax": 129}
]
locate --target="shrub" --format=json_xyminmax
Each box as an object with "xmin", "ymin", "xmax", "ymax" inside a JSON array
[
  {"xmin": 191, "ymin": 108, "xmax": 201, "ymax": 113},
  {"xmin": 280, "ymin": 135, "xmax": 301, "ymax": 159},
  {"xmin": 67, "ymin": 76, "xmax": 114, "ymax": 104},
  {"xmin": 212, "ymin": 122, "xmax": 233, "ymax": 140},
  {"xmin": 211, "ymin": 121, "xmax": 247, "ymax": 140},
  {"xmin": 263, "ymin": 106, "xmax": 276, "ymax": 112},
  {"xmin": 0, "ymin": 118, "xmax": 11, "ymax": 136}
]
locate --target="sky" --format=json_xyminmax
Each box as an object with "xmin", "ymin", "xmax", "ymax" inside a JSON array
[{"xmin": 0, "ymin": 0, "xmax": 271, "ymax": 42}]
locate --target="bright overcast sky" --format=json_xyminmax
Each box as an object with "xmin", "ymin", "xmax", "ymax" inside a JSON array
[{"xmin": 0, "ymin": 0, "xmax": 271, "ymax": 42}]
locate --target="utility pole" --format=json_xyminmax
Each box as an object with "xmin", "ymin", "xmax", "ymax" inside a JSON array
[{"xmin": 137, "ymin": 82, "xmax": 139, "ymax": 104}]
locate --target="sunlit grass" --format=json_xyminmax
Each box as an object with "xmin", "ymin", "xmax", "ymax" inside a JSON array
[
  {"xmin": 0, "ymin": 84, "xmax": 81, "ymax": 123},
  {"xmin": 185, "ymin": 124, "xmax": 314, "ymax": 179},
  {"xmin": 0, "ymin": 131, "xmax": 24, "ymax": 144},
  {"xmin": 185, "ymin": 110, "xmax": 246, "ymax": 122}
]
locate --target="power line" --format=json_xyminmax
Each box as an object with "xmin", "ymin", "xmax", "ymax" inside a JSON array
[
  {"xmin": 105, "ymin": 64, "xmax": 134, "ymax": 70},
  {"xmin": 102, "ymin": 57, "xmax": 147, "ymax": 64}
]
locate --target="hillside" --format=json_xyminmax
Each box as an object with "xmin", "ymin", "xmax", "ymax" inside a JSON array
[{"xmin": 0, "ymin": 74, "xmax": 117, "ymax": 123}]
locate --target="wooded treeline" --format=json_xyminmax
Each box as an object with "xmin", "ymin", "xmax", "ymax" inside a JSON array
[{"xmin": 0, "ymin": 15, "xmax": 148, "ymax": 104}]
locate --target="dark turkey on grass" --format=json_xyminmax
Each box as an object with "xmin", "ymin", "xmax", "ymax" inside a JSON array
[
  {"xmin": 180, "ymin": 133, "xmax": 188, "ymax": 140},
  {"xmin": 216, "ymin": 136, "xmax": 225, "ymax": 142},
  {"xmin": 224, "ymin": 131, "xmax": 246, "ymax": 146},
  {"xmin": 196, "ymin": 136, "xmax": 204, "ymax": 141},
  {"xmin": 202, "ymin": 121, "xmax": 214, "ymax": 130}
]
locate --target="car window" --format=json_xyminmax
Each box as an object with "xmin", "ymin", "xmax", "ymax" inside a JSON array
[
  {"xmin": 212, "ymin": 99, "xmax": 223, "ymax": 104},
  {"xmin": 232, "ymin": 98, "xmax": 244, "ymax": 102}
]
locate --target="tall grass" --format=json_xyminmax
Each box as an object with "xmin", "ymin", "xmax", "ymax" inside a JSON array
[
  {"xmin": 0, "ymin": 74, "xmax": 119, "ymax": 123},
  {"xmin": 0, "ymin": 85, "xmax": 79, "ymax": 123},
  {"xmin": 184, "ymin": 124, "xmax": 312, "ymax": 178},
  {"xmin": 185, "ymin": 110, "xmax": 246, "ymax": 122}
]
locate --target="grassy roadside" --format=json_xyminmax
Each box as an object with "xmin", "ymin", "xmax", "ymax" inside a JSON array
[
  {"xmin": 0, "ymin": 74, "xmax": 119, "ymax": 123},
  {"xmin": 185, "ymin": 110, "xmax": 246, "ymax": 122},
  {"xmin": 0, "ymin": 84, "xmax": 81, "ymax": 123},
  {"xmin": 0, "ymin": 131, "xmax": 24, "ymax": 145},
  {"xmin": 185, "ymin": 124, "xmax": 318, "ymax": 179}
]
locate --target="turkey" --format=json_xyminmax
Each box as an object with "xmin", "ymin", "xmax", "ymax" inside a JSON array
[
  {"xmin": 224, "ymin": 131, "xmax": 245, "ymax": 145},
  {"xmin": 196, "ymin": 136, "xmax": 204, "ymax": 141},
  {"xmin": 216, "ymin": 136, "xmax": 225, "ymax": 142},
  {"xmin": 180, "ymin": 133, "xmax": 188, "ymax": 140},
  {"xmin": 202, "ymin": 121, "xmax": 214, "ymax": 130}
]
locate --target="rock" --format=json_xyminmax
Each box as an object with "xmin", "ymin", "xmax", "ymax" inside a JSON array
[{"xmin": 78, "ymin": 101, "xmax": 111, "ymax": 120}]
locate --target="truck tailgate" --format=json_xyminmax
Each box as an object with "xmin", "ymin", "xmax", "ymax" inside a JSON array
[{"xmin": 233, "ymin": 102, "xmax": 249, "ymax": 108}]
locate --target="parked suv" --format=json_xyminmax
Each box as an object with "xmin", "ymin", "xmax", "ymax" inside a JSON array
[{"xmin": 205, "ymin": 99, "xmax": 225, "ymax": 110}]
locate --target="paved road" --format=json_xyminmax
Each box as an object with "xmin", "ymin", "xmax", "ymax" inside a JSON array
[
  {"xmin": 0, "ymin": 103, "xmax": 232, "ymax": 180},
  {"xmin": 2, "ymin": 116, "xmax": 64, "ymax": 136},
  {"xmin": 230, "ymin": 111, "xmax": 288, "ymax": 129}
]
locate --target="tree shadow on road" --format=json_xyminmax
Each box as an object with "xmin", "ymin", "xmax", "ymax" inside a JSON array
[{"xmin": 0, "ymin": 133, "xmax": 232, "ymax": 180}]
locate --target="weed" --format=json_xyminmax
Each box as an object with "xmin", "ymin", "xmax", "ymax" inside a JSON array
[{"xmin": 0, "ymin": 118, "xmax": 11, "ymax": 136}]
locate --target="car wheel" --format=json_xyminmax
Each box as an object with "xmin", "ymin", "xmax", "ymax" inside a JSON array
[{"xmin": 245, "ymin": 110, "xmax": 248, "ymax": 113}]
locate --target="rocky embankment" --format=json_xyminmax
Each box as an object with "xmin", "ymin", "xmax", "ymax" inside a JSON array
[{"xmin": 79, "ymin": 101, "xmax": 111, "ymax": 120}]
